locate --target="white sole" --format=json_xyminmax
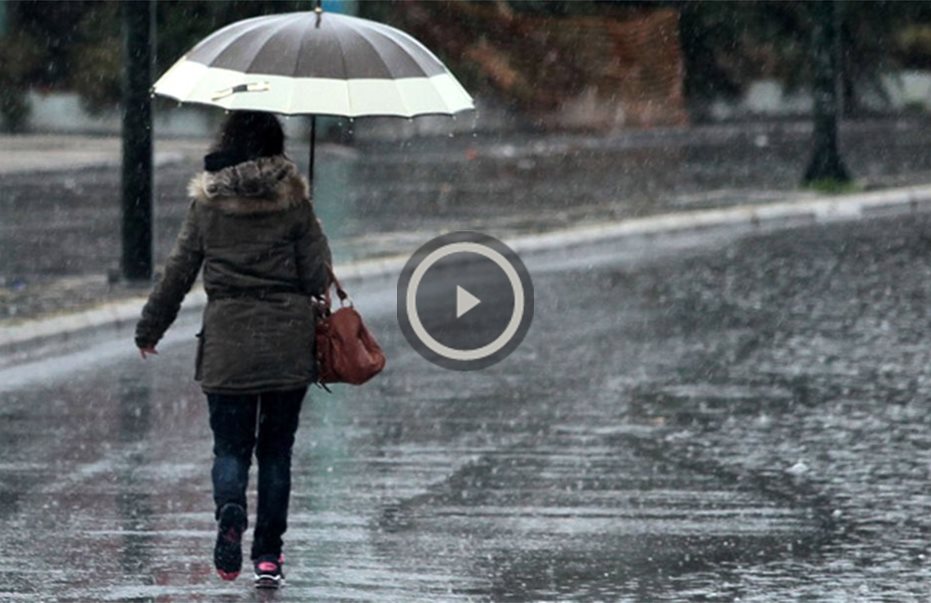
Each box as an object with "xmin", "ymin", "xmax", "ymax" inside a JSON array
[{"xmin": 254, "ymin": 574, "xmax": 284, "ymax": 589}]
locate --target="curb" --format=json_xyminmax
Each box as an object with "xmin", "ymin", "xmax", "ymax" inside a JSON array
[
  {"xmin": 506, "ymin": 185, "xmax": 931, "ymax": 253},
  {"xmin": 3, "ymin": 184, "xmax": 931, "ymax": 360},
  {"xmin": 0, "ymin": 150, "xmax": 189, "ymax": 177}
]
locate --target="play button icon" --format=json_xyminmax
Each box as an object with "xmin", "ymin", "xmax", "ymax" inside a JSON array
[
  {"xmin": 456, "ymin": 286, "xmax": 480, "ymax": 318},
  {"xmin": 397, "ymin": 231, "xmax": 535, "ymax": 371}
]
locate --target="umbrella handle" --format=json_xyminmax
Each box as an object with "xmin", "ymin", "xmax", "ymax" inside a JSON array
[{"xmin": 309, "ymin": 115, "xmax": 316, "ymax": 190}]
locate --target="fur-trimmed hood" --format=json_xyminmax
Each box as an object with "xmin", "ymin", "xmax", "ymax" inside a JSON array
[{"xmin": 187, "ymin": 155, "xmax": 309, "ymax": 214}]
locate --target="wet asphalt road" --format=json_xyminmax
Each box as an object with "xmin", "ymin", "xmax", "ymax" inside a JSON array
[{"xmin": 4, "ymin": 212, "xmax": 931, "ymax": 601}]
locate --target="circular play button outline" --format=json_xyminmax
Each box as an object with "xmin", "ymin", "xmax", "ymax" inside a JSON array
[
  {"xmin": 407, "ymin": 241, "xmax": 525, "ymax": 362},
  {"xmin": 397, "ymin": 231, "xmax": 534, "ymax": 371}
]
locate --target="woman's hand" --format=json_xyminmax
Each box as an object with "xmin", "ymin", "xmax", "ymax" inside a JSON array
[
  {"xmin": 139, "ymin": 346, "xmax": 158, "ymax": 359},
  {"xmin": 311, "ymin": 295, "xmax": 329, "ymax": 316}
]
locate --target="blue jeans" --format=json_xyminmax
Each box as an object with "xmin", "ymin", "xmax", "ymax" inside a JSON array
[{"xmin": 207, "ymin": 387, "xmax": 306, "ymax": 560}]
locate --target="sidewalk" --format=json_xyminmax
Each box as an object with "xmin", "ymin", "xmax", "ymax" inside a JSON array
[{"xmin": 0, "ymin": 135, "xmax": 208, "ymax": 174}]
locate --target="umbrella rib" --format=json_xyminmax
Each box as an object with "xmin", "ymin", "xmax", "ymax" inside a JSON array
[
  {"xmin": 287, "ymin": 20, "xmax": 311, "ymax": 114},
  {"xmin": 192, "ymin": 16, "xmax": 286, "ymax": 67},
  {"xmin": 358, "ymin": 24, "xmax": 440, "ymax": 78},
  {"xmin": 357, "ymin": 25, "xmax": 455, "ymax": 114},
  {"xmin": 240, "ymin": 18, "xmax": 297, "ymax": 77},
  {"xmin": 330, "ymin": 23, "xmax": 354, "ymax": 116},
  {"xmin": 169, "ymin": 19, "xmax": 273, "ymax": 102},
  {"xmin": 370, "ymin": 24, "xmax": 447, "ymax": 75},
  {"xmin": 348, "ymin": 28, "xmax": 414, "ymax": 117},
  {"xmin": 350, "ymin": 25, "xmax": 417, "ymax": 77}
]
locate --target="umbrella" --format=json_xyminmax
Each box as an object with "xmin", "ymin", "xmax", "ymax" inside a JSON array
[{"xmin": 153, "ymin": 3, "xmax": 474, "ymax": 185}]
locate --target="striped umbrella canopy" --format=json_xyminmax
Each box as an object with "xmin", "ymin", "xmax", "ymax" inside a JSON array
[
  {"xmin": 155, "ymin": 9, "xmax": 473, "ymax": 117},
  {"xmin": 154, "ymin": 5, "xmax": 474, "ymax": 178}
]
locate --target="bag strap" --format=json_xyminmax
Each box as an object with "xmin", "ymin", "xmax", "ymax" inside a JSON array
[{"xmin": 323, "ymin": 263, "xmax": 350, "ymax": 307}]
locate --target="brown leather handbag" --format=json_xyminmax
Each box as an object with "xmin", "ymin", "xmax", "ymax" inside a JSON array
[{"xmin": 315, "ymin": 265, "xmax": 386, "ymax": 386}]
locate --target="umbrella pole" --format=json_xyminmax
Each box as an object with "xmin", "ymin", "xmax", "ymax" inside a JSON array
[{"xmin": 308, "ymin": 115, "xmax": 316, "ymax": 196}]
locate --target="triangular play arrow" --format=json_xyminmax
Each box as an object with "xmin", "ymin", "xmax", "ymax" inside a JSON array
[{"xmin": 456, "ymin": 285, "xmax": 481, "ymax": 319}]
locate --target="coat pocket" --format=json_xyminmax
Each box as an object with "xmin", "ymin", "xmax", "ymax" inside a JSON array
[{"xmin": 194, "ymin": 330, "xmax": 205, "ymax": 381}]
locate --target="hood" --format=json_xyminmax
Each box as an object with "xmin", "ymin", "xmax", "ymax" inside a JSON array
[{"xmin": 187, "ymin": 155, "xmax": 309, "ymax": 214}]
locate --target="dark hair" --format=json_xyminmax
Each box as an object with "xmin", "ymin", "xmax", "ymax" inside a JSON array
[{"xmin": 206, "ymin": 111, "xmax": 285, "ymax": 172}]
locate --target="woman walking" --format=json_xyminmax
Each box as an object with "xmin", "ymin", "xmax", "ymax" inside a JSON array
[{"xmin": 134, "ymin": 111, "xmax": 331, "ymax": 589}]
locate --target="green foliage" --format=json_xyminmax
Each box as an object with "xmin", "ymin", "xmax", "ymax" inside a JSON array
[
  {"xmin": 903, "ymin": 99, "xmax": 928, "ymax": 113},
  {"xmin": 4, "ymin": 0, "xmax": 309, "ymax": 112},
  {"xmin": 69, "ymin": 2, "xmax": 121, "ymax": 114},
  {"xmin": 804, "ymin": 179, "xmax": 863, "ymax": 195},
  {"xmin": 7, "ymin": 0, "xmax": 97, "ymax": 88},
  {"xmin": 5, "ymin": 0, "xmax": 931, "ymax": 120},
  {"xmin": 895, "ymin": 23, "xmax": 931, "ymax": 69},
  {"xmin": 0, "ymin": 30, "xmax": 42, "ymax": 131},
  {"xmin": 678, "ymin": 0, "xmax": 931, "ymax": 115}
]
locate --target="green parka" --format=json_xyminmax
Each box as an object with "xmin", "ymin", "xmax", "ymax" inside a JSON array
[{"xmin": 134, "ymin": 155, "xmax": 332, "ymax": 394}]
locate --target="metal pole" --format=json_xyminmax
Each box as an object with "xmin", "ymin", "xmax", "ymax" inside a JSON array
[{"xmin": 121, "ymin": 0, "xmax": 155, "ymax": 281}]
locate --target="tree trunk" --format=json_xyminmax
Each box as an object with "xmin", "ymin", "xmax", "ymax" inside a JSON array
[{"xmin": 803, "ymin": 0, "xmax": 850, "ymax": 184}]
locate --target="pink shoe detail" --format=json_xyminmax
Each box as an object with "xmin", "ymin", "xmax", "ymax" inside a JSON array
[
  {"xmin": 217, "ymin": 569, "xmax": 239, "ymax": 581},
  {"xmin": 257, "ymin": 561, "xmax": 278, "ymax": 572}
]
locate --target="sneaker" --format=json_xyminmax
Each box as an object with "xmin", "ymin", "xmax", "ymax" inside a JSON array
[
  {"xmin": 214, "ymin": 503, "xmax": 247, "ymax": 581},
  {"xmin": 253, "ymin": 553, "xmax": 285, "ymax": 589}
]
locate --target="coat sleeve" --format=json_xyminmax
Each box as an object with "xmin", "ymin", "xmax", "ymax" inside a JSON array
[
  {"xmin": 294, "ymin": 200, "xmax": 333, "ymax": 297},
  {"xmin": 134, "ymin": 201, "xmax": 204, "ymax": 348}
]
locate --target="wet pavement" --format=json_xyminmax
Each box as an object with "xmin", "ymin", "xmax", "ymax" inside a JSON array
[
  {"xmin": 5, "ymin": 117, "xmax": 931, "ymax": 322},
  {"xmin": 2, "ymin": 212, "xmax": 931, "ymax": 600}
]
